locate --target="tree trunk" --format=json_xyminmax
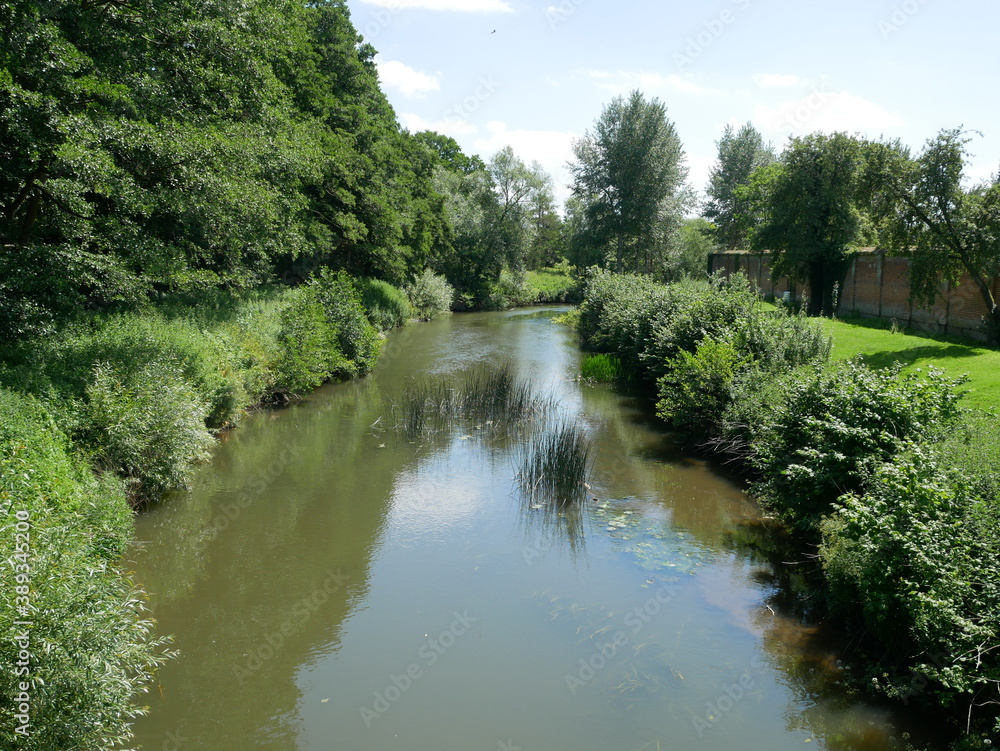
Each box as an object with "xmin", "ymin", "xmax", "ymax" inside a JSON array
[
  {"xmin": 615, "ymin": 233, "xmax": 623, "ymax": 274},
  {"xmin": 965, "ymin": 267, "xmax": 1000, "ymax": 343}
]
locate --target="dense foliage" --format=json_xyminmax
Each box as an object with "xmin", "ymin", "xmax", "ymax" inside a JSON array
[
  {"xmin": 703, "ymin": 123, "xmax": 775, "ymax": 250},
  {"xmin": 569, "ymin": 91, "xmax": 691, "ymax": 276},
  {"xmin": 864, "ymin": 129, "xmax": 1000, "ymax": 340},
  {"xmin": 0, "ymin": 392, "xmax": 168, "ymax": 750}
]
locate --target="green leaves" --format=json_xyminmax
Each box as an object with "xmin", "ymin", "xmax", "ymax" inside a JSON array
[
  {"xmin": 865, "ymin": 129, "xmax": 1000, "ymax": 341},
  {"xmin": 753, "ymin": 132, "xmax": 868, "ymax": 315},
  {"xmin": 570, "ymin": 90, "xmax": 690, "ymax": 275},
  {"xmin": 704, "ymin": 122, "xmax": 775, "ymax": 250}
]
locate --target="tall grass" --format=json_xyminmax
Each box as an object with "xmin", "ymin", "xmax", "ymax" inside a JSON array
[
  {"xmin": 518, "ymin": 420, "xmax": 592, "ymax": 508},
  {"xmin": 580, "ymin": 353, "xmax": 624, "ymax": 383},
  {"xmin": 394, "ymin": 363, "xmax": 550, "ymax": 438}
]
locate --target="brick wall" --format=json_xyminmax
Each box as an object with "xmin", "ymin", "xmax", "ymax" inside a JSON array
[{"xmin": 709, "ymin": 250, "xmax": 993, "ymax": 340}]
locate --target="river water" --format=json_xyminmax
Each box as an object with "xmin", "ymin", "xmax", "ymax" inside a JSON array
[{"xmin": 128, "ymin": 307, "xmax": 928, "ymax": 751}]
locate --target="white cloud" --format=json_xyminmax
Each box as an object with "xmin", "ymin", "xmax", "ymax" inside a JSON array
[
  {"xmin": 585, "ymin": 69, "xmax": 719, "ymax": 96},
  {"xmin": 399, "ymin": 112, "xmax": 478, "ymax": 138},
  {"xmin": 474, "ymin": 122, "xmax": 579, "ymax": 206},
  {"xmin": 753, "ymin": 73, "xmax": 803, "ymax": 88},
  {"xmin": 361, "ymin": 0, "xmax": 513, "ymax": 11},
  {"xmin": 376, "ymin": 59, "xmax": 441, "ymax": 99},
  {"xmin": 754, "ymin": 89, "xmax": 905, "ymax": 137}
]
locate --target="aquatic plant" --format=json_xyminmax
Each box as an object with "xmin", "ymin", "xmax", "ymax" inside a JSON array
[
  {"xmin": 394, "ymin": 363, "xmax": 550, "ymax": 438},
  {"xmin": 518, "ymin": 420, "xmax": 592, "ymax": 508},
  {"xmin": 581, "ymin": 353, "xmax": 624, "ymax": 383}
]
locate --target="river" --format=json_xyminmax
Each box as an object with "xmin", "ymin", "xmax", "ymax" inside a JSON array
[{"xmin": 128, "ymin": 307, "xmax": 930, "ymax": 751}]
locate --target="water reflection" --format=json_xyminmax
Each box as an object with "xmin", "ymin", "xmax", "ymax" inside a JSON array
[{"xmin": 128, "ymin": 307, "xmax": 934, "ymax": 751}]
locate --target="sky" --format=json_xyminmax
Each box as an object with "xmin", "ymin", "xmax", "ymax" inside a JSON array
[{"xmin": 345, "ymin": 0, "xmax": 1000, "ymax": 209}]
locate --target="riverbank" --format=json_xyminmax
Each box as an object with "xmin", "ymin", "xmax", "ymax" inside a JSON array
[
  {"xmin": 0, "ymin": 271, "xmax": 424, "ymax": 749},
  {"xmin": 574, "ymin": 269, "xmax": 999, "ymax": 749}
]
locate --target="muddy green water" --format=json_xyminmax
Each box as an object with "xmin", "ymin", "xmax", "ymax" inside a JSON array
[{"xmin": 129, "ymin": 308, "xmax": 927, "ymax": 751}]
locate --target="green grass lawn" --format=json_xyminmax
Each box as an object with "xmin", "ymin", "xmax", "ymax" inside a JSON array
[{"xmin": 821, "ymin": 315, "xmax": 1000, "ymax": 412}]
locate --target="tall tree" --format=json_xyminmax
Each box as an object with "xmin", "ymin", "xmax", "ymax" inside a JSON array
[
  {"xmin": 703, "ymin": 123, "xmax": 775, "ymax": 249},
  {"xmin": 525, "ymin": 176, "xmax": 564, "ymax": 269},
  {"xmin": 754, "ymin": 132, "xmax": 868, "ymax": 315},
  {"xmin": 569, "ymin": 90, "xmax": 688, "ymax": 274},
  {"xmin": 864, "ymin": 129, "xmax": 1000, "ymax": 340}
]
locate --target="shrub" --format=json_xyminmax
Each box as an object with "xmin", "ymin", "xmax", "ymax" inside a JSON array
[
  {"xmin": 577, "ymin": 269, "xmax": 679, "ymax": 375},
  {"xmin": 273, "ymin": 287, "xmax": 347, "ymax": 395},
  {"xmin": 405, "ymin": 269, "xmax": 454, "ymax": 320},
  {"xmin": 484, "ymin": 268, "xmax": 535, "ymax": 310},
  {"xmin": 639, "ymin": 273, "xmax": 762, "ymax": 381},
  {"xmin": 656, "ymin": 337, "xmax": 749, "ymax": 440},
  {"xmin": 0, "ymin": 391, "xmax": 168, "ymax": 749},
  {"xmin": 3, "ymin": 313, "xmax": 247, "ymax": 430},
  {"xmin": 82, "ymin": 361, "xmax": 215, "ymax": 501},
  {"xmin": 356, "ymin": 277, "xmax": 412, "ymax": 331},
  {"xmin": 821, "ymin": 450, "xmax": 1000, "ymax": 733},
  {"xmin": 526, "ymin": 269, "xmax": 581, "ymax": 304},
  {"xmin": 751, "ymin": 360, "xmax": 966, "ymax": 529},
  {"xmin": 311, "ymin": 269, "xmax": 383, "ymax": 376}
]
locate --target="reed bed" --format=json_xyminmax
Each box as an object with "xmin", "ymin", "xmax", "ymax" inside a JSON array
[{"xmin": 393, "ymin": 363, "xmax": 552, "ymax": 438}]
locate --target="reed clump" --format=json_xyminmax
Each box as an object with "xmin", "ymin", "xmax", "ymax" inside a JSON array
[
  {"xmin": 394, "ymin": 363, "xmax": 551, "ymax": 438},
  {"xmin": 518, "ymin": 420, "xmax": 591, "ymax": 508}
]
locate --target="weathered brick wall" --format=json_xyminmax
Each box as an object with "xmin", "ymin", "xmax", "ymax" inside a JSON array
[{"xmin": 709, "ymin": 250, "xmax": 993, "ymax": 340}]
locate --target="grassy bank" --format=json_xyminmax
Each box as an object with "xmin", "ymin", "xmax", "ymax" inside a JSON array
[
  {"xmin": 525, "ymin": 267, "xmax": 581, "ymax": 304},
  {"xmin": 822, "ymin": 315, "xmax": 1000, "ymax": 411},
  {"xmin": 575, "ymin": 270, "xmax": 999, "ymax": 748},
  {"xmin": 0, "ymin": 271, "xmax": 426, "ymax": 748}
]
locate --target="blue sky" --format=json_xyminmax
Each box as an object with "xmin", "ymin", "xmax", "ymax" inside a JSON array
[{"xmin": 346, "ymin": 0, "xmax": 1000, "ymax": 208}]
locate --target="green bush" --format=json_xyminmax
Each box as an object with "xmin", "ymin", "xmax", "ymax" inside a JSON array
[
  {"xmin": 751, "ymin": 361, "xmax": 966, "ymax": 528},
  {"xmin": 526, "ymin": 269, "xmax": 581, "ymax": 303},
  {"xmin": 311, "ymin": 269, "xmax": 383, "ymax": 376},
  {"xmin": 656, "ymin": 337, "xmax": 749, "ymax": 439},
  {"xmin": 639, "ymin": 273, "xmax": 762, "ymax": 381},
  {"xmin": 821, "ymin": 450, "xmax": 1000, "ymax": 733},
  {"xmin": 83, "ymin": 361, "xmax": 215, "ymax": 501},
  {"xmin": 356, "ymin": 277, "xmax": 412, "ymax": 331},
  {"xmin": 2, "ymin": 313, "xmax": 247, "ymax": 430},
  {"xmin": 484, "ymin": 268, "xmax": 535, "ymax": 310},
  {"xmin": 0, "ymin": 391, "xmax": 168, "ymax": 750},
  {"xmin": 577, "ymin": 269, "xmax": 680, "ymax": 375},
  {"xmin": 405, "ymin": 269, "xmax": 454, "ymax": 320},
  {"xmin": 272, "ymin": 287, "xmax": 347, "ymax": 395}
]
